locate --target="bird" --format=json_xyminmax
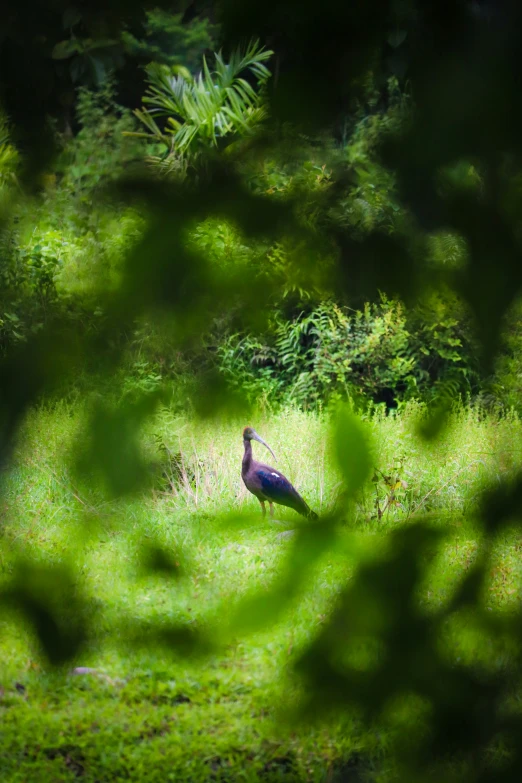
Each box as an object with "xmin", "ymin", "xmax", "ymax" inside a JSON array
[{"xmin": 241, "ymin": 426, "xmax": 318, "ymax": 520}]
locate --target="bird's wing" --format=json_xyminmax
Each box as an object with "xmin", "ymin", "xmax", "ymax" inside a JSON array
[{"xmin": 256, "ymin": 466, "xmax": 310, "ymax": 516}]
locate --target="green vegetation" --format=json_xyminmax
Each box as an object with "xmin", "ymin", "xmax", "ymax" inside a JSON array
[
  {"xmin": 0, "ymin": 74, "xmax": 486, "ymax": 411},
  {"xmin": 2, "ymin": 401, "xmax": 521, "ymax": 781},
  {"xmin": 3, "ymin": 2, "xmax": 522, "ymax": 781},
  {"xmin": 220, "ymin": 294, "xmax": 478, "ymax": 409},
  {"xmin": 130, "ymin": 41, "xmax": 272, "ymax": 177}
]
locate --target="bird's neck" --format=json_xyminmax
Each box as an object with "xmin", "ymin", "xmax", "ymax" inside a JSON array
[{"xmin": 242, "ymin": 439, "xmax": 253, "ymax": 473}]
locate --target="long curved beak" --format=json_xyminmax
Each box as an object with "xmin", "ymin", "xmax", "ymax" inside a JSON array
[{"xmin": 252, "ymin": 430, "xmax": 277, "ymax": 462}]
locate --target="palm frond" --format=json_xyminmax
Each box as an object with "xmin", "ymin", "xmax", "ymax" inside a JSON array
[{"xmin": 134, "ymin": 41, "xmax": 273, "ymax": 167}]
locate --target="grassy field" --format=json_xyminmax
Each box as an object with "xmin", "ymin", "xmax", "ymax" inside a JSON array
[{"xmin": 1, "ymin": 400, "xmax": 522, "ymax": 782}]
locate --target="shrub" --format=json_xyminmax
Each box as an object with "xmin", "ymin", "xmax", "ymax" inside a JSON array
[{"xmin": 218, "ymin": 295, "xmax": 479, "ymax": 409}]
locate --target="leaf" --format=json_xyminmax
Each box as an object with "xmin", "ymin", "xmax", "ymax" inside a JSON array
[
  {"xmin": 88, "ymin": 54, "xmax": 107, "ymax": 86},
  {"xmin": 136, "ymin": 41, "xmax": 272, "ymax": 162},
  {"xmin": 52, "ymin": 39, "xmax": 81, "ymax": 60},
  {"xmin": 417, "ymin": 406, "xmax": 449, "ymax": 441},
  {"xmin": 74, "ymin": 395, "xmax": 161, "ymax": 497},
  {"xmin": 332, "ymin": 405, "xmax": 372, "ymax": 497},
  {"xmin": 1, "ymin": 561, "xmax": 88, "ymax": 666},
  {"xmin": 62, "ymin": 7, "xmax": 82, "ymax": 30},
  {"xmin": 387, "ymin": 29, "xmax": 407, "ymax": 49},
  {"xmin": 70, "ymin": 57, "xmax": 85, "ymax": 83}
]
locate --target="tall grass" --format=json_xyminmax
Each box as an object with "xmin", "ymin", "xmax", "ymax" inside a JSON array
[{"xmin": 1, "ymin": 399, "xmax": 521, "ymax": 781}]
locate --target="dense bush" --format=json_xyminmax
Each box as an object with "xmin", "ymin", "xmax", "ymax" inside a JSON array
[
  {"xmin": 0, "ymin": 57, "xmax": 511, "ymax": 415},
  {"xmin": 218, "ymin": 295, "xmax": 479, "ymax": 409},
  {"xmin": 482, "ymin": 301, "xmax": 522, "ymax": 413},
  {"xmin": 0, "ymin": 82, "xmax": 147, "ymax": 354}
]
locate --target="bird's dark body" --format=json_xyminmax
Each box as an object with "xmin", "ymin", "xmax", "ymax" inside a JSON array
[{"xmin": 241, "ymin": 431, "xmax": 317, "ymax": 520}]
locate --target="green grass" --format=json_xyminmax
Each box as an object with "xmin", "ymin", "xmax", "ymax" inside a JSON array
[{"xmin": 1, "ymin": 400, "xmax": 522, "ymax": 782}]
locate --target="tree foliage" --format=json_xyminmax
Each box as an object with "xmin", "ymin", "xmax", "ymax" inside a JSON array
[{"xmin": 122, "ymin": 9, "xmax": 217, "ymax": 71}]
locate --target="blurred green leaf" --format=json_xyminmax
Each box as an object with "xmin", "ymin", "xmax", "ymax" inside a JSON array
[
  {"xmin": 332, "ymin": 405, "xmax": 372, "ymax": 496},
  {"xmin": 74, "ymin": 393, "xmax": 161, "ymax": 497},
  {"xmin": 1, "ymin": 560, "xmax": 89, "ymax": 666},
  {"xmin": 416, "ymin": 405, "xmax": 450, "ymax": 441},
  {"xmin": 52, "ymin": 39, "xmax": 82, "ymax": 60}
]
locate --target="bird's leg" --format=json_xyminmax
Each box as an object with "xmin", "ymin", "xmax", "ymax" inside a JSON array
[
  {"xmin": 268, "ymin": 502, "xmax": 286, "ymax": 525},
  {"xmin": 259, "ymin": 500, "xmax": 266, "ymax": 517}
]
